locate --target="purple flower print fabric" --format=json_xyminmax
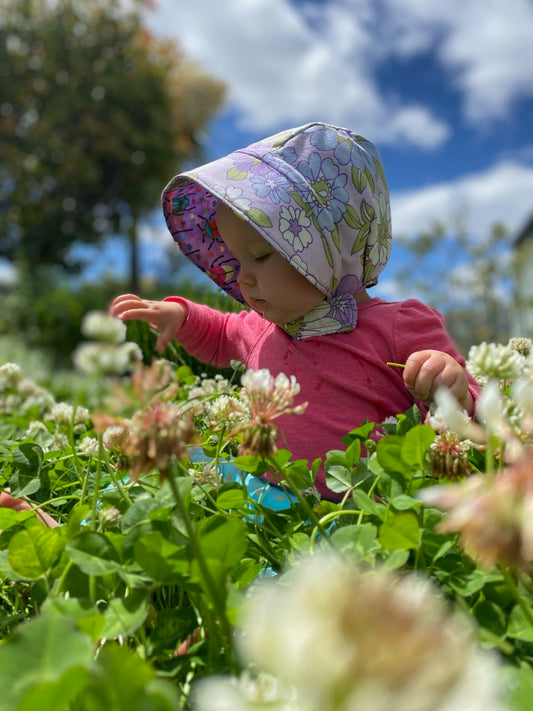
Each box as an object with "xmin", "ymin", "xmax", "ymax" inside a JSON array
[{"xmin": 162, "ymin": 122, "xmax": 392, "ymax": 339}]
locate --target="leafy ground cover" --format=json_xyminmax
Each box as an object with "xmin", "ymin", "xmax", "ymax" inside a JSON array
[{"xmin": 1, "ymin": 315, "xmax": 533, "ymax": 710}]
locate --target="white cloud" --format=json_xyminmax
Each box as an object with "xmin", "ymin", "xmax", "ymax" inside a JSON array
[
  {"xmin": 379, "ymin": 0, "xmax": 533, "ymax": 123},
  {"xmin": 391, "ymin": 161, "xmax": 533, "ymax": 242},
  {"xmin": 143, "ymin": 0, "xmax": 449, "ymax": 149},
  {"xmin": 143, "ymin": 0, "xmax": 533, "ymax": 145},
  {"xmin": 436, "ymin": 0, "xmax": 533, "ymax": 122}
]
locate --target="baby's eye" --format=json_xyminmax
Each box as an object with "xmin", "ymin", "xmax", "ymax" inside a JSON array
[{"xmin": 252, "ymin": 252, "xmax": 272, "ymax": 263}]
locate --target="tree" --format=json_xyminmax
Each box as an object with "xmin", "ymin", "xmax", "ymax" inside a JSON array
[
  {"xmin": 0, "ymin": 0, "xmax": 226, "ymax": 290},
  {"xmin": 390, "ymin": 213, "xmax": 513, "ymax": 354}
]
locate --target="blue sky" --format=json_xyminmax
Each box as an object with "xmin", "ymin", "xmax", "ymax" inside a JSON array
[{"xmin": 71, "ymin": 0, "xmax": 533, "ymax": 302}]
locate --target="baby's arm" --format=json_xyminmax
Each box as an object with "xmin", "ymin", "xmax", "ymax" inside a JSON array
[
  {"xmin": 109, "ymin": 294, "xmax": 188, "ymax": 352},
  {"xmin": 403, "ymin": 349, "xmax": 475, "ymax": 416}
]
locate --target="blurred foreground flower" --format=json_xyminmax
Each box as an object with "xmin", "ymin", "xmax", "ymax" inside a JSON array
[
  {"xmin": 231, "ymin": 369, "xmax": 307, "ymax": 458},
  {"xmin": 0, "ymin": 362, "xmax": 22, "ymax": 391},
  {"xmin": 94, "ymin": 401, "xmax": 196, "ymax": 481},
  {"xmin": 194, "ymin": 552, "xmax": 505, "ymax": 711},
  {"xmin": 73, "ymin": 341, "xmax": 142, "ymax": 376},
  {"xmin": 420, "ymin": 459, "xmax": 533, "ymax": 571},
  {"xmin": 81, "ymin": 310, "xmax": 127, "ymax": 343},
  {"xmin": 432, "ymin": 387, "xmax": 485, "ymax": 442},
  {"xmin": 467, "ymin": 341, "xmax": 528, "ymax": 384},
  {"xmin": 194, "ymin": 672, "xmax": 296, "ymax": 711}
]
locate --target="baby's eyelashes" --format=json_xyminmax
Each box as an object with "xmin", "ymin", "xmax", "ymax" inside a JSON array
[{"xmin": 251, "ymin": 252, "xmax": 273, "ymax": 263}]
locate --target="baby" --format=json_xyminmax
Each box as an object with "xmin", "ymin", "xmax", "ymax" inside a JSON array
[{"xmin": 110, "ymin": 122, "xmax": 478, "ymax": 500}]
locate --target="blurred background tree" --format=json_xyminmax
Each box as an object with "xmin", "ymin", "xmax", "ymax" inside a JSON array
[
  {"xmin": 0, "ymin": 0, "xmax": 226, "ymax": 364},
  {"xmin": 391, "ymin": 212, "xmax": 512, "ymax": 354}
]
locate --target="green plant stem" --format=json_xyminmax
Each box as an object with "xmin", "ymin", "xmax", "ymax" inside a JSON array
[
  {"xmin": 166, "ymin": 465, "xmax": 236, "ymax": 670},
  {"xmin": 89, "ymin": 454, "xmax": 102, "ymax": 530},
  {"xmin": 268, "ymin": 455, "xmax": 335, "ymax": 549},
  {"xmin": 358, "ymin": 477, "xmax": 379, "ymax": 525},
  {"xmin": 485, "ymin": 432, "xmax": 495, "ymax": 477},
  {"xmin": 55, "ymin": 560, "xmax": 75, "ymax": 596},
  {"xmin": 89, "ymin": 574, "xmax": 97, "ymax": 604},
  {"xmin": 104, "ymin": 459, "xmax": 133, "ymax": 506},
  {"xmin": 310, "ymin": 509, "xmax": 360, "ymax": 550}
]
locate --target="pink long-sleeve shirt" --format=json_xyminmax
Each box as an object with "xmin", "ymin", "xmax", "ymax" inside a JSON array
[{"xmin": 168, "ymin": 296, "xmax": 479, "ymax": 499}]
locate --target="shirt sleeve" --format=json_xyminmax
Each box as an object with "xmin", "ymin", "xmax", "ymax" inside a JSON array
[
  {"xmin": 163, "ymin": 297, "xmax": 267, "ymax": 369},
  {"xmin": 392, "ymin": 299, "xmax": 481, "ymax": 406}
]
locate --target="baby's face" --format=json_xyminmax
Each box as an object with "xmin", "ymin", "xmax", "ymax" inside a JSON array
[{"xmin": 216, "ymin": 204, "xmax": 323, "ymax": 325}]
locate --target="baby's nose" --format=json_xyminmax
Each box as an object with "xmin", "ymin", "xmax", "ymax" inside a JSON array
[{"xmin": 237, "ymin": 264, "xmax": 255, "ymax": 286}]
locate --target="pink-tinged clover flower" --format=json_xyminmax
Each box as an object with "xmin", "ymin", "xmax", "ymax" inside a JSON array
[
  {"xmin": 94, "ymin": 401, "xmax": 196, "ymax": 481},
  {"xmin": 420, "ymin": 459, "xmax": 533, "ymax": 571},
  {"xmin": 429, "ymin": 432, "xmax": 473, "ymax": 480},
  {"xmin": 231, "ymin": 369, "xmax": 307, "ymax": 459}
]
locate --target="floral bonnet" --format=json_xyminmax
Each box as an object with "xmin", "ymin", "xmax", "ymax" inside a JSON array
[{"xmin": 162, "ymin": 122, "xmax": 392, "ymax": 339}]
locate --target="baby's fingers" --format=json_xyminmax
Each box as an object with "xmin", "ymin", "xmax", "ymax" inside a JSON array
[
  {"xmin": 111, "ymin": 299, "xmax": 156, "ymax": 322},
  {"xmin": 403, "ymin": 350, "xmax": 446, "ymax": 403},
  {"xmin": 109, "ymin": 294, "xmax": 144, "ymax": 317}
]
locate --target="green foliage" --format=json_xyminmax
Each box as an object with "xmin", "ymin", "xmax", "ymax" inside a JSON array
[
  {"xmin": 1, "ymin": 273, "xmax": 242, "ymax": 370},
  {"xmin": 0, "ymin": 0, "xmax": 225, "ymax": 275},
  {"xmin": 1, "ymin": 350, "xmax": 533, "ymax": 708}
]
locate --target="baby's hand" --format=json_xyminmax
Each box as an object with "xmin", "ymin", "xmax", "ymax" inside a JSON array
[
  {"xmin": 403, "ymin": 349, "xmax": 474, "ymax": 415},
  {"xmin": 109, "ymin": 294, "xmax": 188, "ymax": 352}
]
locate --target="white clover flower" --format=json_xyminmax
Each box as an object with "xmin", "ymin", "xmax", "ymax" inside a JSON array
[
  {"xmin": 193, "ymin": 672, "xmax": 297, "ymax": 711},
  {"xmin": 508, "ymin": 337, "xmax": 532, "ymax": 357},
  {"xmin": 26, "ymin": 420, "xmax": 49, "ymax": 438},
  {"xmin": 47, "ymin": 402, "xmax": 90, "ymax": 426},
  {"xmin": 240, "ymin": 369, "xmax": 301, "ymax": 411},
  {"xmin": 52, "ymin": 433, "xmax": 69, "ymax": 451},
  {"xmin": 233, "ymin": 552, "xmax": 506, "ymax": 711},
  {"xmin": 80, "ymin": 310, "xmax": 127, "ymax": 343},
  {"xmin": 78, "ymin": 436, "xmax": 100, "ymax": 457},
  {"xmin": 205, "ymin": 395, "xmax": 250, "ymax": 429},
  {"xmin": 0, "ymin": 362, "xmax": 23, "ymax": 392},
  {"xmin": 513, "ymin": 378, "xmax": 533, "ymax": 423},
  {"xmin": 188, "ymin": 376, "xmax": 231, "ymax": 400},
  {"xmin": 18, "ymin": 377, "xmax": 48, "ymax": 398},
  {"xmin": 467, "ymin": 341, "xmax": 526, "ymax": 382},
  {"xmin": 25, "ymin": 420, "xmax": 56, "ymax": 450},
  {"xmin": 189, "ymin": 461, "xmax": 220, "ymax": 487},
  {"xmin": 234, "ymin": 369, "xmax": 307, "ymax": 458},
  {"xmin": 102, "ymin": 425, "xmax": 128, "ymax": 450},
  {"xmin": 73, "ymin": 341, "xmax": 142, "ymax": 375},
  {"xmin": 0, "ymin": 393, "xmax": 21, "ymax": 413},
  {"xmin": 382, "ymin": 416, "xmax": 398, "ymax": 426}
]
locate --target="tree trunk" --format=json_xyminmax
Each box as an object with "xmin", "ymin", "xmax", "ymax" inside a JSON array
[{"xmin": 128, "ymin": 221, "xmax": 140, "ymax": 293}]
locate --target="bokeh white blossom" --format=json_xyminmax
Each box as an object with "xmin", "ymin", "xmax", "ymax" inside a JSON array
[
  {"xmin": 467, "ymin": 339, "xmax": 531, "ymax": 384},
  {"xmin": 80, "ymin": 310, "xmax": 127, "ymax": 344},
  {"xmin": 194, "ymin": 552, "xmax": 506, "ymax": 711},
  {"xmin": 73, "ymin": 340, "xmax": 142, "ymax": 376}
]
